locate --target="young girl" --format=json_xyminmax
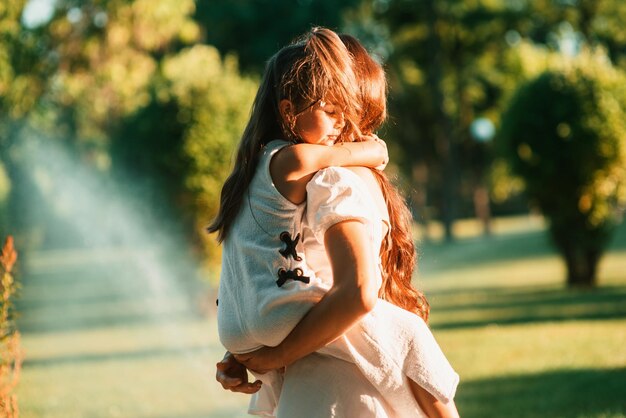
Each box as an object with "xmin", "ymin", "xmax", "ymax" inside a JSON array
[{"xmin": 210, "ymin": 28, "xmax": 459, "ymax": 417}]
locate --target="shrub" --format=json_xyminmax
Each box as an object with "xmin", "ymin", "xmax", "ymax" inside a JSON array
[{"xmin": 499, "ymin": 50, "xmax": 626, "ymax": 286}]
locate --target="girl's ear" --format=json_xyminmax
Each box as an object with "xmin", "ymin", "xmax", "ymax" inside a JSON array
[{"xmin": 279, "ymin": 99, "xmax": 294, "ymax": 121}]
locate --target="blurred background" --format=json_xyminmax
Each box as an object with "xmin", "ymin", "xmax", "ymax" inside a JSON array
[{"xmin": 1, "ymin": 0, "xmax": 625, "ymax": 417}]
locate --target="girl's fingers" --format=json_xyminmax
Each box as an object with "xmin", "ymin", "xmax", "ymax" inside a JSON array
[
  {"xmin": 220, "ymin": 378, "xmax": 242, "ymax": 389},
  {"xmin": 230, "ymin": 380, "xmax": 262, "ymax": 394},
  {"xmin": 237, "ymin": 356, "xmax": 257, "ymax": 368},
  {"xmin": 216, "ymin": 361, "xmax": 230, "ymax": 371},
  {"xmin": 216, "ymin": 371, "xmax": 243, "ymax": 387},
  {"xmin": 234, "ymin": 356, "xmax": 249, "ymax": 366},
  {"xmin": 233, "ymin": 353, "xmax": 252, "ymax": 362}
]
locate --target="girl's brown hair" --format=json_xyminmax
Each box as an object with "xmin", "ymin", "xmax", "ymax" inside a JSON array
[
  {"xmin": 340, "ymin": 34, "xmax": 430, "ymax": 322},
  {"xmin": 208, "ymin": 28, "xmax": 360, "ymax": 242}
]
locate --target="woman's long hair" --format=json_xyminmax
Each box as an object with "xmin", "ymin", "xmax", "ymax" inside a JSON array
[
  {"xmin": 375, "ymin": 173, "xmax": 430, "ymax": 322},
  {"xmin": 340, "ymin": 34, "xmax": 430, "ymax": 322},
  {"xmin": 208, "ymin": 28, "xmax": 360, "ymax": 242}
]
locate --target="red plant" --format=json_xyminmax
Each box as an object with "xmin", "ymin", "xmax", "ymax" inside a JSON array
[
  {"xmin": 0, "ymin": 236, "xmax": 21, "ymax": 418},
  {"xmin": 0, "ymin": 236, "xmax": 16, "ymax": 274}
]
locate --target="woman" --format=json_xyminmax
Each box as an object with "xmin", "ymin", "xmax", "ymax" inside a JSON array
[{"xmin": 211, "ymin": 29, "xmax": 459, "ymax": 417}]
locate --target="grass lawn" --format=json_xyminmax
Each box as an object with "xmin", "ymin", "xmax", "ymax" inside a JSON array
[
  {"xmin": 15, "ymin": 215, "xmax": 626, "ymax": 417},
  {"xmin": 419, "ymin": 216, "xmax": 626, "ymax": 418}
]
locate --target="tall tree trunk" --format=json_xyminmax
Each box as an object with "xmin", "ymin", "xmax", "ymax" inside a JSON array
[
  {"xmin": 473, "ymin": 184, "xmax": 492, "ymax": 236},
  {"xmin": 563, "ymin": 245, "xmax": 600, "ymax": 287},
  {"xmin": 578, "ymin": 0, "xmax": 599, "ymax": 43},
  {"xmin": 412, "ymin": 162, "xmax": 431, "ymax": 242},
  {"xmin": 424, "ymin": 0, "xmax": 457, "ymax": 242}
]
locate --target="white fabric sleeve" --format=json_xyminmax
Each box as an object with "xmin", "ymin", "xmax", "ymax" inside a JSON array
[{"xmin": 306, "ymin": 167, "xmax": 376, "ymax": 243}]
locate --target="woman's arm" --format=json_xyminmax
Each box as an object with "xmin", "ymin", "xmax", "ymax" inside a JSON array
[
  {"xmin": 234, "ymin": 220, "xmax": 378, "ymax": 373},
  {"xmin": 271, "ymin": 138, "xmax": 387, "ymax": 204}
]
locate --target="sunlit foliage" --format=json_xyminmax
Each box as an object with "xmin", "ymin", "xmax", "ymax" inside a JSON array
[
  {"xmin": 1, "ymin": 0, "xmax": 257, "ymax": 278},
  {"xmin": 373, "ymin": 0, "xmax": 626, "ymax": 240},
  {"xmin": 194, "ymin": 0, "xmax": 362, "ymax": 72},
  {"xmin": 46, "ymin": 0, "xmax": 199, "ymax": 145},
  {"xmin": 163, "ymin": 47, "xmax": 256, "ymax": 272},
  {"xmin": 114, "ymin": 46, "xmax": 256, "ymax": 277},
  {"xmin": 0, "ymin": 0, "xmax": 46, "ymax": 120},
  {"xmin": 3, "ymin": 0, "xmax": 626, "ymax": 282}
]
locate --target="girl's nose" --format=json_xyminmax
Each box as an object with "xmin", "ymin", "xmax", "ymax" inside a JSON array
[{"xmin": 334, "ymin": 111, "xmax": 345, "ymax": 129}]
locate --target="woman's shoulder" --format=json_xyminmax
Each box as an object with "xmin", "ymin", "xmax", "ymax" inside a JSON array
[
  {"xmin": 305, "ymin": 166, "xmax": 389, "ymax": 241},
  {"xmin": 308, "ymin": 166, "xmax": 382, "ymax": 199},
  {"xmin": 345, "ymin": 166, "xmax": 376, "ymax": 184},
  {"xmin": 309, "ymin": 167, "xmax": 387, "ymax": 214},
  {"xmin": 309, "ymin": 166, "xmax": 369, "ymax": 184},
  {"xmin": 344, "ymin": 167, "xmax": 386, "ymax": 204},
  {"xmin": 344, "ymin": 168, "xmax": 389, "ymax": 225}
]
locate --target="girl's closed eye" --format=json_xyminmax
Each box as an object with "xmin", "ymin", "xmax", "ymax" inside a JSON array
[{"xmin": 320, "ymin": 101, "xmax": 337, "ymax": 115}]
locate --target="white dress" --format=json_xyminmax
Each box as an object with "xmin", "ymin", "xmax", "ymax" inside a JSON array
[
  {"xmin": 274, "ymin": 167, "xmax": 458, "ymax": 418},
  {"xmin": 216, "ymin": 140, "xmax": 459, "ymax": 417}
]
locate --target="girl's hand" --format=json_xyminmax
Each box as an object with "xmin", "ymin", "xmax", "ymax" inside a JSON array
[
  {"xmin": 360, "ymin": 134, "xmax": 388, "ymax": 171},
  {"xmin": 216, "ymin": 351, "xmax": 262, "ymax": 394},
  {"xmin": 233, "ymin": 346, "xmax": 286, "ymax": 375}
]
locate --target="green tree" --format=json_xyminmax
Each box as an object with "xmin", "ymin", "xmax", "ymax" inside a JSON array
[
  {"xmin": 113, "ymin": 45, "xmax": 257, "ymax": 277},
  {"xmin": 373, "ymin": 0, "xmax": 626, "ymax": 240},
  {"xmin": 0, "ymin": 0, "xmax": 47, "ymax": 121},
  {"xmin": 19, "ymin": 0, "xmax": 257, "ymax": 275},
  {"xmin": 2, "ymin": 0, "xmax": 257, "ymax": 279},
  {"xmin": 194, "ymin": 0, "xmax": 362, "ymax": 71},
  {"xmin": 0, "ymin": 0, "xmax": 51, "ymax": 241},
  {"xmin": 375, "ymin": 0, "xmax": 532, "ymax": 240},
  {"xmin": 499, "ymin": 49, "xmax": 626, "ymax": 287},
  {"xmin": 40, "ymin": 0, "xmax": 200, "ymax": 154},
  {"xmin": 162, "ymin": 47, "xmax": 256, "ymax": 272}
]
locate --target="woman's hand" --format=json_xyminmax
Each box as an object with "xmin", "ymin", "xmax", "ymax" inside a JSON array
[
  {"xmin": 233, "ymin": 346, "xmax": 286, "ymax": 375},
  {"xmin": 215, "ymin": 351, "xmax": 262, "ymax": 394}
]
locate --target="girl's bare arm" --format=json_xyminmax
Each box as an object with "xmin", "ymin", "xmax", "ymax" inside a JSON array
[{"xmin": 270, "ymin": 139, "xmax": 387, "ymax": 205}]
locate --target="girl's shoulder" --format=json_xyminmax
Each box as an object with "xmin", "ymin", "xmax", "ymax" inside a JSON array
[
  {"xmin": 258, "ymin": 139, "xmax": 291, "ymax": 176},
  {"xmin": 252, "ymin": 139, "xmax": 303, "ymax": 209},
  {"xmin": 263, "ymin": 139, "xmax": 291, "ymax": 157}
]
